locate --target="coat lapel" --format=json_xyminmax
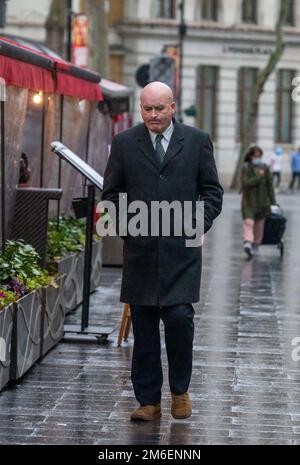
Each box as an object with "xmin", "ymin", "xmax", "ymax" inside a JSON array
[
  {"xmin": 137, "ymin": 124, "xmax": 161, "ymax": 170},
  {"xmin": 136, "ymin": 120, "xmax": 185, "ymax": 171},
  {"xmin": 161, "ymin": 120, "xmax": 184, "ymax": 171}
]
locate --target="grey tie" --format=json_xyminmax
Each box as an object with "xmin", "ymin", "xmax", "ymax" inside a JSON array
[{"xmin": 155, "ymin": 134, "xmax": 166, "ymax": 164}]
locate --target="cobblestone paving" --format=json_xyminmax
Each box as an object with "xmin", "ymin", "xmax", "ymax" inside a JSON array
[{"xmin": 0, "ymin": 192, "xmax": 300, "ymax": 445}]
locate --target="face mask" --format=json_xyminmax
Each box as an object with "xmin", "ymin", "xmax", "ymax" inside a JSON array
[{"xmin": 252, "ymin": 159, "xmax": 263, "ymax": 165}]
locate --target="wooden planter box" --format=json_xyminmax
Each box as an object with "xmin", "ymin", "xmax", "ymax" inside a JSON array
[
  {"xmin": 90, "ymin": 240, "xmax": 103, "ymax": 292},
  {"xmin": 40, "ymin": 275, "xmax": 66, "ymax": 357},
  {"xmin": 10, "ymin": 290, "xmax": 43, "ymax": 380},
  {"xmin": 49, "ymin": 240, "xmax": 103, "ymax": 314},
  {"xmin": 1, "ymin": 277, "xmax": 66, "ymax": 385},
  {"xmin": 56, "ymin": 253, "xmax": 84, "ymax": 314},
  {"xmin": 0, "ymin": 303, "xmax": 14, "ymax": 392}
]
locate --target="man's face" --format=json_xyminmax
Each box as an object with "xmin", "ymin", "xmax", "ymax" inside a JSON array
[{"xmin": 140, "ymin": 93, "xmax": 176, "ymax": 133}]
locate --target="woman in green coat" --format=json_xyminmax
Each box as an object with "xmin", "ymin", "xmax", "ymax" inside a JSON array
[{"xmin": 241, "ymin": 146, "xmax": 276, "ymax": 257}]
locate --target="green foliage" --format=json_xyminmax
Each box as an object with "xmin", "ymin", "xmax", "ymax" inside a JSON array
[
  {"xmin": 0, "ymin": 240, "xmax": 59, "ymax": 310},
  {"xmin": 0, "ymin": 240, "xmax": 42, "ymax": 283},
  {"xmin": 46, "ymin": 216, "xmax": 86, "ymax": 261},
  {"xmin": 184, "ymin": 105, "xmax": 197, "ymax": 117},
  {"xmin": 0, "ymin": 289, "xmax": 16, "ymax": 310},
  {"xmin": 25, "ymin": 270, "xmax": 58, "ymax": 293}
]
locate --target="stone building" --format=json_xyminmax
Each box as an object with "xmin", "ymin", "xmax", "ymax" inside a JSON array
[
  {"xmin": 2, "ymin": 0, "xmax": 300, "ymax": 185},
  {"xmin": 115, "ymin": 0, "xmax": 300, "ymax": 185}
]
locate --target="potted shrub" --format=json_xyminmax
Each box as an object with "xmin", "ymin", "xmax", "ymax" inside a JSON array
[
  {"xmin": 47, "ymin": 217, "xmax": 85, "ymax": 313},
  {"xmin": 0, "ymin": 240, "xmax": 64, "ymax": 381},
  {"xmin": 47, "ymin": 216, "xmax": 102, "ymax": 313}
]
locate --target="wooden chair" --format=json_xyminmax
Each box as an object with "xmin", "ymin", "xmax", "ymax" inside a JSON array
[{"xmin": 117, "ymin": 303, "xmax": 131, "ymax": 346}]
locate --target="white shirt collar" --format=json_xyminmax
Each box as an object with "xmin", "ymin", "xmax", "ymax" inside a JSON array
[{"xmin": 148, "ymin": 120, "xmax": 174, "ymax": 145}]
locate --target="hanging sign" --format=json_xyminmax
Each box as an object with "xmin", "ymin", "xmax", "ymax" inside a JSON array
[{"xmin": 72, "ymin": 13, "xmax": 88, "ymax": 68}]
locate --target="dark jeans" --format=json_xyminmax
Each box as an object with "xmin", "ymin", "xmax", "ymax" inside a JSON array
[
  {"xmin": 289, "ymin": 172, "xmax": 300, "ymax": 190},
  {"xmin": 272, "ymin": 172, "xmax": 281, "ymax": 188},
  {"xmin": 130, "ymin": 303, "xmax": 195, "ymax": 406}
]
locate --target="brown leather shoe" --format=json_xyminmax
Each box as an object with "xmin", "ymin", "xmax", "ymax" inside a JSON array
[
  {"xmin": 171, "ymin": 392, "xmax": 192, "ymax": 419},
  {"xmin": 130, "ymin": 404, "xmax": 161, "ymax": 421}
]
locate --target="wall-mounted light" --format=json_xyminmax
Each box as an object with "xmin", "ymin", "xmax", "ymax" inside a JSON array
[{"xmin": 33, "ymin": 91, "xmax": 43, "ymax": 105}]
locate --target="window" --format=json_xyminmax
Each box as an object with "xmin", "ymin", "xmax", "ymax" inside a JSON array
[
  {"xmin": 155, "ymin": 0, "xmax": 176, "ymax": 18},
  {"xmin": 275, "ymin": 70, "xmax": 295, "ymax": 144},
  {"xmin": 201, "ymin": 0, "xmax": 218, "ymax": 21},
  {"xmin": 241, "ymin": 0, "xmax": 257, "ymax": 23},
  {"xmin": 197, "ymin": 66, "xmax": 218, "ymax": 140},
  {"xmin": 236, "ymin": 68, "xmax": 258, "ymax": 142},
  {"xmin": 284, "ymin": 0, "xmax": 295, "ymax": 26}
]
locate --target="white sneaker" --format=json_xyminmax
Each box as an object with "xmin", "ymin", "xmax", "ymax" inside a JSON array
[{"xmin": 244, "ymin": 241, "xmax": 253, "ymax": 258}]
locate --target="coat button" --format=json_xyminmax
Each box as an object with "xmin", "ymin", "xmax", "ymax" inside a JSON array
[{"xmin": 160, "ymin": 174, "xmax": 165, "ymax": 179}]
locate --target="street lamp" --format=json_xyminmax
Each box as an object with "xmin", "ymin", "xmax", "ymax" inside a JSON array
[
  {"xmin": 66, "ymin": 0, "xmax": 73, "ymax": 61},
  {"xmin": 177, "ymin": 0, "xmax": 187, "ymax": 122},
  {"xmin": 33, "ymin": 92, "xmax": 43, "ymax": 105}
]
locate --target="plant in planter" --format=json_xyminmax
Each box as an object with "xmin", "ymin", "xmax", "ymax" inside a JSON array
[
  {"xmin": 0, "ymin": 240, "xmax": 63, "ymax": 382},
  {"xmin": 46, "ymin": 216, "xmax": 86, "ymax": 263},
  {"xmin": 0, "ymin": 289, "xmax": 16, "ymax": 309},
  {"xmin": 46, "ymin": 217, "xmax": 86, "ymax": 313},
  {"xmin": 46, "ymin": 216, "xmax": 103, "ymax": 313},
  {"xmin": 0, "ymin": 240, "xmax": 56, "ymax": 290}
]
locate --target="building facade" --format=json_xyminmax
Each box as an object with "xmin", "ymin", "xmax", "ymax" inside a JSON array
[
  {"xmin": 115, "ymin": 0, "xmax": 300, "ymax": 185},
  {"xmin": 2, "ymin": 0, "xmax": 300, "ymax": 185}
]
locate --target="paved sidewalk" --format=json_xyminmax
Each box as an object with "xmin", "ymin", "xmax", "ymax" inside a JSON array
[{"xmin": 0, "ymin": 192, "xmax": 300, "ymax": 445}]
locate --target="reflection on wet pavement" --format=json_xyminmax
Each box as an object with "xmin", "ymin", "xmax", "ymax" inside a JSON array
[{"xmin": 0, "ymin": 192, "xmax": 299, "ymax": 445}]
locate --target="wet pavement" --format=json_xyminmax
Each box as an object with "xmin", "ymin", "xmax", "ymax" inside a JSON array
[{"xmin": 0, "ymin": 191, "xmax": 300, "ymax": 445}]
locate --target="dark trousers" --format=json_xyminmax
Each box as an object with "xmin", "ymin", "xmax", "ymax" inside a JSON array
[
  {"xmin": 272, "ymin": 172, "xmax": 281, "ymax": 188},
  {"xmin": 289, "ymin": 172, "xmax": 300, "ymax": 190},
  {"xmin": 130, "ymin": 304, "xmax": 195, "ymax": 406}
]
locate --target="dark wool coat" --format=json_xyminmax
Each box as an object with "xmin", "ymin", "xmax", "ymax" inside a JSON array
[
  {"xmin": 241, "ymin": 162, "xmax": 276, "ymax": 220},
  {"xmin": 102, "ymin": 120, "xmax": 223, "ymax": 306}
]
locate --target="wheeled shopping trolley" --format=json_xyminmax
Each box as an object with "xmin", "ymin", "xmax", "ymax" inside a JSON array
[{"xmin": 261, "ymin": 206, "xmax": 287, "ymax": 256}]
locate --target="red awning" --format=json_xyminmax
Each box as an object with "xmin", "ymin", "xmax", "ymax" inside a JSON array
[
  {"xmin": 56, "ymin": 72, "xmax": 103, "ymax": 101},
  {"xmin": 0, "ymin": 52, "xmax": 54, "ymax": 93},
  {"xmin": 55, "ymin": 62, "xmax": 103, "ymax": 101},
  {"xmin": 0, "ymin": 37, "xmax": 103, "ymax": 101}
]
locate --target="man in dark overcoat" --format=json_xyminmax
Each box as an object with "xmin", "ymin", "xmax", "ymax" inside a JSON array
[{"xmin": 102, "ymin": 81, "xmax": 223, "ymax": 421}]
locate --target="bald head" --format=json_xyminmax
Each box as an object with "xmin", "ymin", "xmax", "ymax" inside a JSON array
[
  {"xmin": 141, "ymin": 81, "xmax": 174, "ymax": 104},
  {"xmin": 140, "ymin": 81, "xmax": 176, "ymax": 133}
]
